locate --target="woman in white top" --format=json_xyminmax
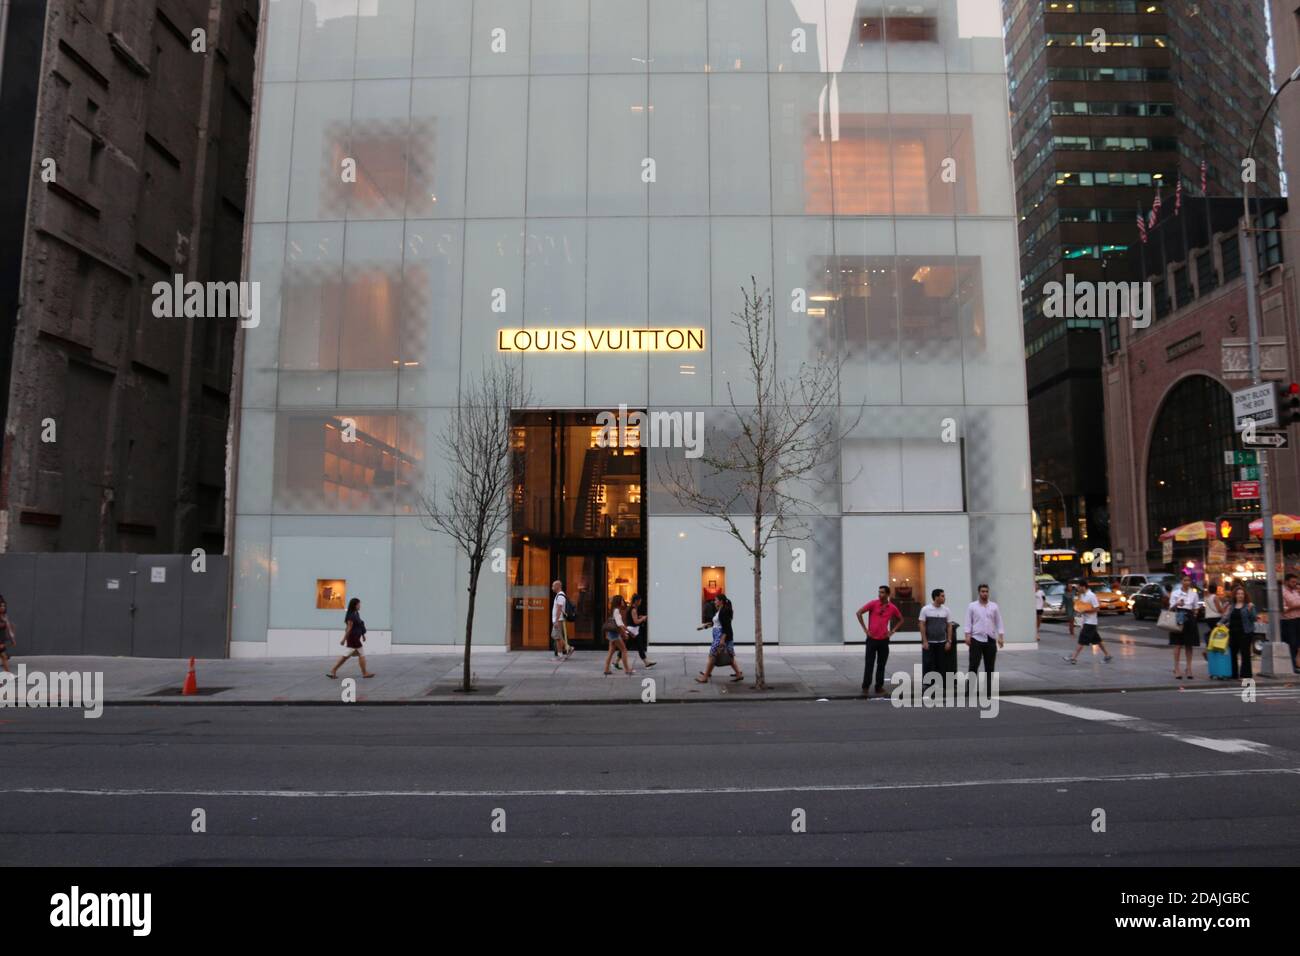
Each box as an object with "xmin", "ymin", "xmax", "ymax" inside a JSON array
[
  {"xmin": 1202, "ymin": 580, "xmax": 1228, "ymax": 644},
  {"xmin": 1167, "ymin": 574, "xmax": 1201, "ymax": 679},
  {"xmin": 602, "ymin": 595, "xmax": 635, "ymax": 676}
]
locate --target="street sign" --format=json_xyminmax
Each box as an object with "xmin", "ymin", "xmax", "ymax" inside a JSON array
[
  {"xmin": 1240, "ymin": 466, "xmax": 1260, "ymax": 481},
  {"xmin": 1243, "ymin": 430, "xmax": 1289, "ymax": 448},
  {"xmin": 1226, "ymin": 450, "xmax": 1259, "ymax": 464},
  {"xmin": 1232, "ymin": 480, "xmax": 1261, "ymax": 500},
  {"xmin": 1233, "ymin": 383, "xmax": 1278, "ymax": 431}
]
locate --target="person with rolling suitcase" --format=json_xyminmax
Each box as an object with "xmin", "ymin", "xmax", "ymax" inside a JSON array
[{"xmin": 1206, "ymin": 621, "xmax": 1231, "ymax": 679}]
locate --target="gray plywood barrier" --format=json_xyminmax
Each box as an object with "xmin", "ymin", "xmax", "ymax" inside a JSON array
[{"xmin": 0, "ymin": 553, "xmax": 229, "ymax": 659}]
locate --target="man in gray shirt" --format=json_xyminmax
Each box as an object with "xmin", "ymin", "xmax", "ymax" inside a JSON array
[{"xmin": 918, "ymin": 588, "xmax": 955, "ymax": 700}]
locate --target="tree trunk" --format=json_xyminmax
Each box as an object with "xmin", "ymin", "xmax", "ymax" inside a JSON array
[
  {"xmin": 463, "ymin": 557, "xmax": 481, "ymax": 692},
  {"xmin": 753, "ymin": 514, "xmax": 765, "ymax": 688}
]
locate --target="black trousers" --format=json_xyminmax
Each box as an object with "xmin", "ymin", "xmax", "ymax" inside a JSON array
[
  {"xmin": 968, "ymin": 639, "xmax": 997, "ymax": 698},
  {"xmin": 863, "ymin": 639, "xmax": 890, "ymax": 690},
  {"xmin": 922, "ymin": 642, "xmax": 950, "ymax": 700},
  {"xmin": 1229, "ymin": 631, "xmax": 1253, "ymax": 679}
]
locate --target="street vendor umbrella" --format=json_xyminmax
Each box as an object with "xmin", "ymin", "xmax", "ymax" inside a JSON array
[
  {"xmin": 1248, "ymin": 514, "xmax": 1300, "ymax": 539},
  {"xmin": 1158, "ymin": 520, "xmax": 1216, "ymax": 542}
]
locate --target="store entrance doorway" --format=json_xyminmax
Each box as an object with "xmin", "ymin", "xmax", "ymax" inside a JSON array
[{"xmin": 508, "ymin": 411, "xmax": 647, "ymax": 650}]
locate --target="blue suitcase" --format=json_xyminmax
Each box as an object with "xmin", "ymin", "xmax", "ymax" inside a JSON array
[{"xmin": 1207, "ymin": 649, "xmax": 1232, "ymax": 679}]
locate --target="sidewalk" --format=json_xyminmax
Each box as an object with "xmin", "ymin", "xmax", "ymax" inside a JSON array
[{"xmin": 7, "ymin": 629, "xmax": 1295, "ymax": 704}]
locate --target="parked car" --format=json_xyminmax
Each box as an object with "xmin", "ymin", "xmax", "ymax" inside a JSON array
[{"xmin": 1087, "ymin": 581, "xmax": 1128, "ymax": 614}]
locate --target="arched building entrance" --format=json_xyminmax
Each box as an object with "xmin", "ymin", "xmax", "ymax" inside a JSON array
[{"xmin": 1145, "ymin": 374, "xmax": 1240, "ymax": 553}]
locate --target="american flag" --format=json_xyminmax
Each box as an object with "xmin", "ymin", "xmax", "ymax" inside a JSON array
[
  {"xmin": 1152, "ymin": 187, "xmax": 1162, "ymax": 221},
  {"xmin": 1175, "ymin": 177, "xmax": 1181, "ymax": 215},
  {"xmin": 1137, "ymin": 210, "xmax": 1148, "ymax": 244},
  {"xmin": 1201, "ymin": 159, "xmax": 1207, "ymax": 195}
]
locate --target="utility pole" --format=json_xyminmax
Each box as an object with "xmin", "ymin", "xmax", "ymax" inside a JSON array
[{"xmin": 1241, "ymin": 64, "xmax": 1300, "ymax": 675}]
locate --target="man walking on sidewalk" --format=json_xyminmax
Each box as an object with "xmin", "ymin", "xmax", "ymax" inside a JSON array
[
  {"xmin": 1283, "ymin": 574, "xmax": 1300, "ymax": 673},
  {"xmin": 964, "ymin": 584, "xmax": 1004, "ymax": 699},
  {"xmin": 551, "ymin": 580, "xmax": 575, "ymax": 659},
  {"xmin": 1064, "ymin": 579, "xmax": 1113, "ymax": 664},
  {"xmin": 857, "ymin": 585, "xmax": 902, "ymax": 698},
  {"xmin": 918, "ymin": 588, "xmax": 955, "ymax": 699}
]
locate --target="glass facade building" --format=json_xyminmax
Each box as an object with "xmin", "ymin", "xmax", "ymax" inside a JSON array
[{"xmin": 233, "ymin": 0, "xmax": 1034, "ymax": 656}]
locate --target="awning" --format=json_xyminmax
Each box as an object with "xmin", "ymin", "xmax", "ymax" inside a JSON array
[
  {"xmin": 1248, "ymin": 514, "xmax": 1300, "ymax": 538},
  {"xmin": 1158, "ymin": 521, "xmax": 1216, "ymax": 542}
]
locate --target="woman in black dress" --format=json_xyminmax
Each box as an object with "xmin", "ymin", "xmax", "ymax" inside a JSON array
[{"xmin": 327, "ymin": 597, "xmax": 375, "ymax": 679}]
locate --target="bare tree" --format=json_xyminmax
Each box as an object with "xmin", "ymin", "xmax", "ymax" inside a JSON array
[
  {"xmin": 419, "ymin": 361, "xmax": 530, "ymax": 692},
  {"xmin": 661, "ymin": 278, "xmax": 856, "ymax": 688}
]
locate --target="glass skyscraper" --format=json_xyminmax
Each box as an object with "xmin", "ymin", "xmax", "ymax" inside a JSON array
[{"xmin": 232, "ymin": 0, "xmax": 1033, "ymax": 656}]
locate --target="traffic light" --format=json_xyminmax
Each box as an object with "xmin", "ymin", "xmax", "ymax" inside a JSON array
[
  {"xmin": 1217, "ymin": 515, "xmax": 1251, "ymax": 541},
  {"xmin": 1284, "ymin": 383, "xmax": 1300, "ymax": 425}
]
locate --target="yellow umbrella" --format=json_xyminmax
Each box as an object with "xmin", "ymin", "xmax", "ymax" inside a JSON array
[{"xmin": 1158, "ymin": 520, "xmax": 1215, "ymax": 542}]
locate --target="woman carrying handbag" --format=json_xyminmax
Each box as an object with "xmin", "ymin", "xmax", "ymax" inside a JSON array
[{"xmin": 1165, "ymin": 574, "xmax": 1201, "ymax": 679}]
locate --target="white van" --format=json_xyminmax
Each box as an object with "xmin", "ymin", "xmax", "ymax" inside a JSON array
[{"xmin": 1118, "ymin": 572, "xmax": 1175, "ymax": 597}]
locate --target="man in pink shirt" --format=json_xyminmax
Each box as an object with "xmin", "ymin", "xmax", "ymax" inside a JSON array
[{"xmin": 857, "ymin": 585, "xmax": 903, "ymax": 697}]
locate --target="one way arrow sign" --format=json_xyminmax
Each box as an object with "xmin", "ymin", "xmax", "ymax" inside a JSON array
[{"xmin": 1243, "ymin": 431, "xmax": 1289, "ymax": 448}]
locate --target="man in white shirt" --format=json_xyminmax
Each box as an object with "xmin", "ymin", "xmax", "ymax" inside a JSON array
[
  {"xmin": 550, "ymin": 580, "xmax": 575, "ymax": 659},
  {"xmin": 964, "ymin": 584, "xmax": 1004, "ymax": 698},
  {"xmin": 1034, "ymin": 584, "xmax": 1045, "ymax": 640},
  {"xmin": 1063, "ymin": 580, "xmax": 1113, "ymax": 664}
]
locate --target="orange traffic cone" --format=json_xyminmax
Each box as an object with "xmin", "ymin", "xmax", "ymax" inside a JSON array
[{"xmin": 182, "ymin": 657, "xmax": 198, "ymax": 696}]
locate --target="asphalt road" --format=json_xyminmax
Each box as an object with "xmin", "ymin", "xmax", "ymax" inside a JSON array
[{"xmin": 2, "ymin": 686, "xmax": 1298, "ymax": 865}]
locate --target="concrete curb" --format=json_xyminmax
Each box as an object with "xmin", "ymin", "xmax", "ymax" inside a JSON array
[{"xmin": 86, "ymin": 676, "xmax": 1298, "ymax": 707}]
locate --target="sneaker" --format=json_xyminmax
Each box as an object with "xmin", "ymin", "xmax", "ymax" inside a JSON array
[
  {"xmin": 1062, "ymin": 655, "xmax": 1076, "ymax": 664},
  {"xmin": 645, "ymin": 659, "xmax": 657, "ymax": 667},
  {"xmin": 1103, "ymin": 655, "xmax": 1113, "ymax": 663}
]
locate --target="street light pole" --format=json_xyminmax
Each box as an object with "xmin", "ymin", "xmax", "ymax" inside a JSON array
[{"xmin": 1241, "ymin": 64, "xmax": 1300, "ymax": 673}]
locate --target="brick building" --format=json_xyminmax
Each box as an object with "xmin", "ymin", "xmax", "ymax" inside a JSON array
[
  {"xmin": 1103, "ymin": 197, "xmax": 1300, "ymax": 571},
  {"xmin": 1005, "ymin": 0, "xmax": 1280, "ymax": 552},
  {"xmin": 0, "ymin": 0, "xmax": 258, "ymax": 554}
]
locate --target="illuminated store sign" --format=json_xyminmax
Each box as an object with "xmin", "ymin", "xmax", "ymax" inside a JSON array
[{"xmin": 497, "ymin": 327, "xmax": 706, "ymax": 353}]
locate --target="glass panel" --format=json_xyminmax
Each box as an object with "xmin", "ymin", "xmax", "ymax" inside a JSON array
[
  {"xmin": 470, "ymin": 0, "xmax": 531, "ymax": 75},
  {"xmin": 896, "ymin": 219, "xmax": 962, "ymax": 404},
  {"xmin": 244, "ymin": 224, "xmax": 286, "ymax": 409},
  {"xmin": 607, "ymin": 556, "xmax": 639, "ymax": 607},
  {"xmin": 400, "ymin": 220, "xmax": 464, "ymax": 407},
  {"xmin": 531, "ymin": 0, "xmax": 589, "ymax": 73},
  {"xmin": 465, "ymin": 76, "xmax": 528, "ymax": 216},
  {"xmin": 280, "ymin": 222, "xmax": 345, "ymax": 374},
  {"xmin": 286, "ymin": 81, "xmax": 354, "ymax": 222},
  {"xmin": 589, "ymin": 74, "xmax": 649, "ymax": 216},
  {"xmin": 647, "ymin": 74, "xmax": 707, "ymax": 215},
  {"xmin": 587, "ymin": 218, "xmax": 649, "ymax": 408},
  {"xmin": 340, "ymin": 220, "xmax": 403, "ymax": 373},
  {"xmin": 355, "ymin": 0, "xmax": 414, "ymax": 79},
  {"xmin": 273, "ymin": 411, "xmax": 423, "ymax": 515},
  {"xmin": 947, "ymin": 74, "xmax": 1012, "ymax": 216},
  {"xmin": 649, "ymin": 0, "xmax": 707, "ymax": 72},
  {"xmin": 709, "ymin": 0, "xmax": 768, "ymax": 73},
  {"xmin": 649, "ymin": 218, "xmax": 712, "ymax": 406},
  {"xmin": 957, "ymin": 220, "xmax": 1026, "ymax": 405},
  {"xmin": 769, "ymin": 73, "xmax": 833, "ymax": 215},
  {"xmin": 590, "ymin": 0, "xmax": 648, "ymax": 73},
  {"xmin": 528, "ymin": 75, "xmax": 589, "ymax": 217},
  {"xmin": 412, "ymin": 0, "xmax": 473, "ymax": 77},
  {"xmin": 461, "ymin": 219, "xmax": 525, "ymax": 393},
  {"xmin": 298, "ymin": 0, "xmax": 358, "ymax": 81},
  {"xmin": 828, "ymin": 73, "xmax": 892, "ymax": 215},
  {"xmin": 710, "ymin": 218, "xmax": 773, "ymax": 407},
  {"xmin": 407, "ymin": 77, "xmax": 470, "ymax": 219},
  {"xmin": 834, "ymin": 218, "xmax": 899, "ymax": 405},
  {"xmin": 251, "ymin": 83, "xmax": 295, "ymax": 222},
  {"xmin": 888, "ymin": 73, "xmax": 950, "ymax": 216},
  {"xmin": 889, "ymin": 551, "xmax": 925, "ymax": 630},
  {"xmin": 523, "ymin": 219, "xmax": 586, "ymax": 407},
  {"xmin": 709, "ymin": 74, "xmax": 771, "ymax": 215},
  {"xmin": 262, "ymin": 0, "xmax": 302, "ymax": 82},
  {"xmin": 347, "ymin": 79, "xmax": 411, "ymax": 221}
]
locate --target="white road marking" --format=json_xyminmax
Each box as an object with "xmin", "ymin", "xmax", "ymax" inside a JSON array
[
  {"xmin": 1004, "ymin": 696, "xmax": 1138, "ymax": 722},
  {"xmin": 1159, "ymin": 735, "xmax": 1274, "ymax": 754},
  {"xmin": 1007, "ymin": 696, "xmax": 1278, "ymax": 756},
  {"xmin": 3, "ymin": 767, "xmax": 1298, "ymax": 800}
]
